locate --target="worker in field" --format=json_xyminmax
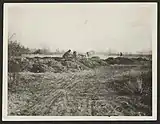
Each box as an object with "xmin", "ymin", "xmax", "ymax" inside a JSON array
[
  {"xmin": 72, "ymin": 51, "xmax": 83, "ymax": 70},
  {"xmin": 62, "ymin": 49, "xmax": 72, "ymax": 61},
  {"xmin": 86, "ymin": 52, "xmax": 90, "ymax": 58},
  {"xmin": 73, "ymin": 51, "xmax": 77, "ymax": 61},
  {"xmin": 120, "ymin": 52, "xmax": 123, "ymax": 57}
]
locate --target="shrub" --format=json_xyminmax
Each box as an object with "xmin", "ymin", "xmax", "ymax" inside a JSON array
[
  {"xmin": 8, "ymin": 58, "xmax": 21, "ymax": 72},
  {"xmin": 110, "ymin": 70, "xmax": 151, "ymax": 96},
  {"xmin": 8, "ymin": 40, "xmax": 30, "ymax": 57},
  {"xmin": 107, "ymin": 70, "xmax": 152, "ymax": 115},
  {"xmin": 8, "ymin": 38, "xmax": 30, "ymax": 73},
  {"xmin": 30, "ymin": 63, "xmax": 48, "ymax": 73},
  {"xmin": 141, "ymin": 70, "xmax": 152, "ymax": 107}
]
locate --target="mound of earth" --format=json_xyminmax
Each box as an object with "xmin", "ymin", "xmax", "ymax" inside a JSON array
[
  {"xmin": 9, "ymin": 57, "xmax": 105, "ymax": 73},
  {"xmin": 105, "ymin": 57, "xmax": 150, "ymax": 65},
  {"xmin": 8, "ymin": 56, "xmax": 150, "ymax": 73}
]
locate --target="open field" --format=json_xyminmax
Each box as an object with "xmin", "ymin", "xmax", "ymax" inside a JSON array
[
  {"xmin": 8, "ymin": 57, "xmax": 152, "ymax": 116},
  {"xmin": 6, "ymin": 3, "xmax": 154, "ymax": 117}
]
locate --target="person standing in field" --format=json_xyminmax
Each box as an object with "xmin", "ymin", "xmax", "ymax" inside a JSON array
[
  {"xmin": 72, "ymin": 51, "xmax": 84, "ymax": 70},
  {"xmin": 62, "ymin": 49, "xmax": 72, "ymax": 61},
  {"xmin": 120, "ymin": 52, "xmax": 123, "ymax": 57},
  {"xmin": 86, "ymin": 52, "xmax": 90, "ymax": 58},
  {"xmin": 73, "ymin": 51, "xmax": 77, "ymax": 61}
]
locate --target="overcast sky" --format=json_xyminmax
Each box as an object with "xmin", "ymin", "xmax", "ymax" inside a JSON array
[{"xmin": 6, "ymin": 3, "xmax": 156, "ymax": 53}]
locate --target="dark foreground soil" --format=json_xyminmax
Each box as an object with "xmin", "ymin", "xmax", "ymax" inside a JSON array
[{"xmin": 8, "ymin": 64, "xmax": 152, "ymax": 116}]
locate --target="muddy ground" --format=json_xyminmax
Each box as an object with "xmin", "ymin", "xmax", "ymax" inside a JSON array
[{"xmin": 8, "ymin": 57, "xmax": 152, "ymax": 116}]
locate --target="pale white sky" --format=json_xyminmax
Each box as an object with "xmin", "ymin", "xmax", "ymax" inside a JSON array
[{"xmin": 6, "ymin": 3, "xmax": 156, "ymax": 53}]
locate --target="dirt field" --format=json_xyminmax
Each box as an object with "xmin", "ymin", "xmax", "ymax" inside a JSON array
[{"xmin": 8, "ymin": 63, "xmax": 152, "ymax": 116}]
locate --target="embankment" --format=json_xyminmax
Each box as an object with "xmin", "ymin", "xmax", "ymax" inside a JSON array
[{"xmin": 8, "ymin": 56, "xmax": 151, "ymax": 73}]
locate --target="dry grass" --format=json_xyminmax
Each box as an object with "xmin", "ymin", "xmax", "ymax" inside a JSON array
[{"xmin": 8, "ymin": 64, "xmax": 151, "ymax": 116}]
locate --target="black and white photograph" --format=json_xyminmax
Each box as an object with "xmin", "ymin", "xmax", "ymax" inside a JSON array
[{"xmin": 2, "ymin": 3, "xmax": 157, "ymax": 121}]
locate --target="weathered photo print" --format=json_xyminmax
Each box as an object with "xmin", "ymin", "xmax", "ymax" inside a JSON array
[{"xmin": 3, "ymin": 3, "xmax": 157, "ymax": 121}]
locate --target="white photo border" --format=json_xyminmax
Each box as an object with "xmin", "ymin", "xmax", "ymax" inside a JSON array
[{"xmin": 2, "ymin": 2, "xmax": 157, "ymax": 121}]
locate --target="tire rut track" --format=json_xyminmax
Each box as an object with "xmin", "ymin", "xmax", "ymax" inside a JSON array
[
  {"xmin": 24, "ymin": 73, "xmax": 78, "ymax": 115},
  {"xmin": 42, "ymin": 74, "xmax": 83, "ymax": 115},
  {"xmin": 18, "ymin": 66, "xmax": 138, "ymax": 115}
]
